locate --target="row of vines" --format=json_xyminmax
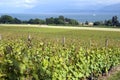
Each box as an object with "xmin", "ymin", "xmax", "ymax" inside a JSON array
[{"xmin": 0, "ymin": 39, "xmax": 120, "ymax": 80}]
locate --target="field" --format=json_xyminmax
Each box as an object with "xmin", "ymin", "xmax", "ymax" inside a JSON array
[
  {"xmin": 0, "ymin": 25, "xmax": 120, "ymax": 80},
  {"xmin": 0, "ymin": 25, "xmax": 120, "ymax": 47}
]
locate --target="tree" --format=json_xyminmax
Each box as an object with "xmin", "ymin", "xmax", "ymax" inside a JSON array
[
  {"xmin": 0, "ymin": 15, "xmax": 14, "ymax": 24},
  {"xmin": 94, "ymin": 21, "xmax": 103, "ymax": 26},
  {"xmin": 28, "ymin": 19, "xmax": 34, "ymax": 24},
  {"xmin": 39, "ymin": 20, "xmax": 45, "ymax": 24},
  {"xmin": 69, "ymin": 19, "xmax": 79, "ymax": 25},
  {"xmin": 22, "ymin": 20, "xmax": 28, "ymax": 24},
  {"xmin": 104, "ymin": 20, "xmax": 112, "ymax": 26},
  {"xmin": 59, "ymin": 16, "xmax": 64, "ymax": 21},
  {"xmin": 46, "ymin": 17, "xmax": 54, "ymax": 24},
  {"xmin": 28, "ymin": 18, "xmax": 45, "ymax": 24},
  {"xmin": 34, "ymin": 18, "xmax": 41, "ymax": 24},
  {"xmin": 65, "ymin": 18, "xmax": 70, "ymax": 22},
  {"xmin": 112, "ymin": 16, "xmax": 119, "ymax": 26},
  {"xmin": 85, "ymin": 21, "xmax": 88, "ymax": 25},
  {"xmin": 13, "ymin": 18, "xmax": 21, "ymax": 24},
  {"xmin": 58, "ymin": 16, "xmax": 65, "ymax": 24},
  {"xmin": 117, "ymin": 23, "xmax": 120, "ymax": 27},
  {"xmin": 54, "ymin": 18, "xmax": 59, "ymax": 24},
  {"xmin": 53, "ymin": 18, "xmax": 65, "ymax": 25}
]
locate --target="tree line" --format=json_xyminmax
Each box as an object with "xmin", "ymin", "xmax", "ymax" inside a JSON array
[
  {"xmin": 93, "ymin": 16, "xmax": 120, "ymax": 27},
  {"xmin": 0, "ymin": 15, "xmax": 79, "ymax": 26},
  {"xmin": 0, "ymin": 15, "xmax": 120, "ymax": 27}
]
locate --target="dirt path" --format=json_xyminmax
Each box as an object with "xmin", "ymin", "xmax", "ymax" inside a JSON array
[
  {"xmin": 41, "ymin": 25, "xmax": 120, "ymax": 32},
  {"xmin": 1, "ymin": 24, "xmax": 120, "ymax": 32}
]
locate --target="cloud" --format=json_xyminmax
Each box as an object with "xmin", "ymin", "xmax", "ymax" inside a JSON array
[
  {"xmin": 16, "ymin": 0, "xmax": 38, "ymax": 8},
  {"xmin": 0, "ymin": 0, "xmax": 120, "ymax": 13},
  {"xmin": 97, "ymin": 0, "xmax": 120, "ymax": 5},
  {"xmin": 25, "ymin": 0, "xmax": 36, "ymax": 3},
  {"xmin": 0, "ymin": 0, "xmax": 38, "ymax": 9},
  {"xmin": 1, "ymin": 0, "xmax": 120, "ymax": 9},
  {"xmin": 18, "ymin": 0, "xmax": 39, "ymax": 8}
]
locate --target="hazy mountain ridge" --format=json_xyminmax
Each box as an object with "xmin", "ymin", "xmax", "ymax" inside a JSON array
[
  {"xmin": 98, "ymin": 3, "xmax": 120, "ymax": 12},
  {"xmin": 18, "ymin": 3, "xmax": 120, "ymax": 13}
]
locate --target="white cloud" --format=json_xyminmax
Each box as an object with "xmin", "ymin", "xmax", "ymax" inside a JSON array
[
  {"xmin": 16, "ymin": 3, "xmax": 35, "ymax": 8},
  {"xmin": 0, "ymin": 0, "xmax": 120, "ymax": 13},
  {"xmin": 18, "ymin": 0, "xmax": 39, "ymax": 8},
  {"xmin": 1, "ymin": 0, "xmax": 120, "ymax": 9},
  {"xmin": 25, "ymin": 0, "xmax": 38, "ymax": 4},
  {"xmin": 96, "ymin": 0, "xmax": 120, "ymax": 5},
  {"xmin": 0, "ymin": 0, "xmax": 38, "ymax": 8},
  {"xmin": 25, "ymin": 0, "xmax": 35, "ymax": 3}
]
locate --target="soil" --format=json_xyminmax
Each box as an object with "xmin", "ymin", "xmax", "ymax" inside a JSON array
[{"xmin": 98, "ymin": 64, "xmax": 120, "ymax": 80}]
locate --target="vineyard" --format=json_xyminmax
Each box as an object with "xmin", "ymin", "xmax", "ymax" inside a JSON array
[{"xmin": 0, "ymin": 26, "xmax": 120, "ymax": 80}]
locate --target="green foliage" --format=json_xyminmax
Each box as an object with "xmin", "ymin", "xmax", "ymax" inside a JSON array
[
  {"xmin": 46, "ymin": 16, "xmax": 79, "ymax": 25},
  {"xmin": 28, "ymin": 18, "xmax": 45, "ymax": 24},
  {"xmin": 1, "ymin": 15, "xmax": 120, "ymax": 27},
  {"xmin": 0, "ymin": 39, "xmax": 120, "ymax": 80},
  {"xmin": 13, "ymin": 18, "xmax": 22, "ymax": 24},
  {"xmin": 85, "ymin": 21, "xmax": 89, "ymax": 25},
  {"xmin": 0, "ymin": 15, "xmax": 79, "ymax": 26},
  {"xmin": 0, "ymin": 15, "xmax": 14, "ymax": 24},
  {"xmin": 46, "ymin": 17, "xmax": 55, "ymax": 24},
  {"xmin": 104, "ymin": 20, "xmax": 113, "ymax": 26},
  {"xmin": 69, "ymin": 19, "xmax": 79, "ymax": 25},
  {"xmin": 0, "ymin": 26, "xmax": 120, "ymax": 79},
  {"xmin": 94, "ymin": 21, "xmax": 104, "ymax": 26},
  {"xmin": 94, "ymin": 16, "xmax": 120, "ymax": 27},
  {"xmin": 112, "ymin": 16, "xmax": 119, "ymax": 26}
]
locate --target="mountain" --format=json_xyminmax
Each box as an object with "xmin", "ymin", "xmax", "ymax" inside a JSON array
[
  {"xmin": 25, "ymin": 3, "xmax": 120, "ymax": 14},
  {"xmin": 25, "ymin": 4, "xmax": 101, "ymax": 14},
  {"xmin": 98, "ymin": 3, "xmax": 120, "ymax": 13}
]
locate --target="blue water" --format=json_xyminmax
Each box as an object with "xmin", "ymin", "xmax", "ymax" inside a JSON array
[{"xmin": 0, "ymin": 13, "xmax": 120, "ymax": 22}]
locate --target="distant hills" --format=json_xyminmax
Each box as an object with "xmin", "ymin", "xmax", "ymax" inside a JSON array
[
  {"xmin": 26, "ymin": 3, "xmax": 120, "ymax": 14},
  {"xmin": 98, "ymin": 3, "xmax": 120, "ymax": 13}
]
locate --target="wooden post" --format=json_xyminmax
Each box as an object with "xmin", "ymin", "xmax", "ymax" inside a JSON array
[
  {"xmin": 0, "ymin": 34, "xmax": 2, "ymax": 40},
  {"xmin": 27, "ymin": 34, "xmax": 32, "ymax": 48},
  {"xmin": 105, "ymin": 39, "xmax": 108, "ymax": 48},
  {"xmin": 89, "ymin": 39, "xmax": 92, "ymax": 47},
  {"xmin": 62, "ymin": 37, "xmax": 65, "ymax": 47},
  {"xmin": 28, "ymin": 34, "xmax": 31, "ymax": 43}
]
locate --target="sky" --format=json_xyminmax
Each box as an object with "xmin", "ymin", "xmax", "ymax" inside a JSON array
[{"xmin": 0, "ymin": 0, "xmax": 120, "ymax": 13}]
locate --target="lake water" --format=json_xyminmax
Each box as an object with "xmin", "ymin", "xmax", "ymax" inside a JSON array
[{"xmin": 0, "ymin": 13, "xmax": 120, "ymax": 22}]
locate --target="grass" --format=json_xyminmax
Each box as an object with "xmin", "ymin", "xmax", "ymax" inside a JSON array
[
  {"xmin": 0, "ymin": 26, "xmax": 120, "ymax": 38},
  {"xmin": 0, "ymin": 26, "xmax": 120, "ymax": 47}
]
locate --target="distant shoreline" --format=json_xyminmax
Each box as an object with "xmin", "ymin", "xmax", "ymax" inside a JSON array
[
  {"xmin": 0, "ymin": 13, "xmax": 120, "ymax": 22},
  {"xmin": 0, "ymin": 14, "xmax": 120, "ymax": 27}
]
